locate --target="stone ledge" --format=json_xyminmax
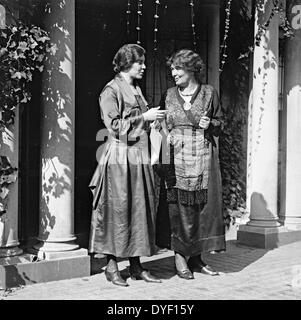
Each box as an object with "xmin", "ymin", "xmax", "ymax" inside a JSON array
[
  {"xmin": 0, "ymin": 253, "xmax": 90, "ymax": 289},
  {"xmin": 27, "ymin": 248, "xmax": 88, "ymax": 260},
  {"xmin": 237, "ymin": 225, "xmax": 301, "ymax": 249}
]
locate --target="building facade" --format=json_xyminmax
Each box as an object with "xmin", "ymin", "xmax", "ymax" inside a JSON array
[{"xmin": 0, "ymin": 0, "xmax": 301, "ymax": 288}]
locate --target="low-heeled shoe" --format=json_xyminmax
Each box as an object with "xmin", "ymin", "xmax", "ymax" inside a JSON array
[
  {"xmin": 200, "ymin": 265, "xmax": 219, "ymax": 276},
  {"xmin": 176, "ymin": 269, "xmax": 194, "ymax": 280},
  {"xmin": 130, "ymin": 269, "xmax": 162, "ymax": 283},
  {"xmin": 105, "ymin": 269, "xmax": 129, "ymax": 287},
  {"xmin": 188, "ymin": 259, "xmax": 219, "ymax": 276}
]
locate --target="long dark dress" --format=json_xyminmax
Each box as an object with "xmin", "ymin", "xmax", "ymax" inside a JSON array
[
  {"xmin": 155, "ymin": 84, "xmax": 226, "ymax": 256},
  {"xmin": 89, "ymin": 74, "xmax": 157, "ymax": 258}
]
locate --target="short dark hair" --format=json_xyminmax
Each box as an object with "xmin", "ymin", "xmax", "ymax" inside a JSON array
[
  {"xmin": 167, "ymin": 49, "xmax": 205, "ymax": 83},
  {"xmin": 112, "ymin": 44, "xmax": 146, "ymax": 73}
]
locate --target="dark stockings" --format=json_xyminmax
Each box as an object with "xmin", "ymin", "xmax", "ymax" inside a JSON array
[
  {"xmin": 189, "ymin": 253, "xmax": 206, "ymax": 267},
  {"xmin": 106, "ymin": 256, "xmax": 144, "ymax": 272},
  {"xmin": 194, "ymin": 254, "xmax": 205, "ymax": 264},
  {"xmin": 129, "ymin": 257, "xmax": 143, "ymax": 272}
]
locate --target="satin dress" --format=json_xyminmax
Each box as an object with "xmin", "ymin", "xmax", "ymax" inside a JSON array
[{"xmin": 89, "ymin": 74, "xmax": 157, "ymax": 258}]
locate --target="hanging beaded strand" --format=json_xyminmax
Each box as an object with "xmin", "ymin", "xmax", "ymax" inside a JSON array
[
  {"xmin": 126, "ymin": 0, "xmax": 131, "ymax": 36},
  {"xmin": 154, "ymin": 0, "xmax": 160, "ymax": 51},
  {"xmin": 137, "ymin": 0, "xmax": 143, "ymax": 45},
  {"xmin": 190, "ymin": 0, "xmax": 197, "ymax": 51},
  {"xmin": 163, "ymin": 0, "xmax": 168, "ymax": 14},
  {"xmin": 219, "ymin": 0, "xmax": 232, "ymax": 73}
]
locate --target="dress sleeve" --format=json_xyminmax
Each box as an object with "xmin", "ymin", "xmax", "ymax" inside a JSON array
[
  {"xmin": 207, "ymin": 88, "xmax": 224, "ymax": 137},
  {"xmin": 153, "ymin": 91, "xmax": 169, "ymax": 177},
  {"xmin": 159, "ymin": 91, "xmax": 167, "ymax": 110},
  {"xmin": 149, "ymin": 91, "xmax": 168, "ymax": 132},
  {"xmin": 99, "ymin": 86, "xmax": 145, "ymax": 136}
]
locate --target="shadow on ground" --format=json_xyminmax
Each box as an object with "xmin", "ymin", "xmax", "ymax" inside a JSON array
[
  {"xmin": 90, "ymin": 240, "xmax": 270, "ymax": 280},
  {"xmin": 201, "ymin": 240, "xmax": 269, "ymax": 273}
]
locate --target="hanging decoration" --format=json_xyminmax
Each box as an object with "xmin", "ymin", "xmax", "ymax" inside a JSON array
[
  {"xmin": 136, "ymin": 0, "xmax": 143, "ymax": 45},
  {"xmin": 219, "ymin": 0, "xmax": 232, "ymax": 73},
  {"xmin": 190, "ymin": 0, "xmax": 197, "ymax": 51},
  {"xmin": 238, "ymin": 0, "xmax": 294, "ymax": 62},
  {"xmin": 164, "ymin": 1, "xmax": 168, "ymax": 12},
  {"xmin": 279, "ymin": 7, "xmax": 294, "ymax": 38},
  {"xmin": 126, "ymin": 0, "xmax": 131, "ymax": 35},
  {"xmin": 255, "ymin": 0, "xmax": 279, "ymax": 46},
  {"xmin": 153, "ymin": 0, "xmax": 160, "ymax": 51},
  {"xmin": 254, "ymin": 0, "xmax": 293, "ymax": 47}
]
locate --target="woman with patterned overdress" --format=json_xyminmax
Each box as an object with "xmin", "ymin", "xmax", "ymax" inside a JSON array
[{"xmin": 155, "ymin": 49, "xmax": 226, "ymax": 280}]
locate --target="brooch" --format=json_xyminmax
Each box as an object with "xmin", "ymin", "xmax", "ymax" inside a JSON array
[{"xmin": 183, "ymin": 102, "xmax": 192, "ymax": 111}]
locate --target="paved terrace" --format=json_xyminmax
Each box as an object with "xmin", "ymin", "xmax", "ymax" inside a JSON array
[{"xmin": 1, "ymin": 225, "xmax": 301, "ymax": 300}]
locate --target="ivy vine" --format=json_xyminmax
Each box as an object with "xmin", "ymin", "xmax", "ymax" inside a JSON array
[
  {"xmin": 219, "ymin": 0, "xmax": 294, "ymax": 227},
  {"xmin": 0, "ymin": 20, "xmax": 56, "ymax": 216},
  {"xmin": 219, "ymin": 0, "xmax": 253, "ymax": 226}
]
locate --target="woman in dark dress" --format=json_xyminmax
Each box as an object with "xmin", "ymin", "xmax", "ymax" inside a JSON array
[
  {"xmin": 89, "ymin": 44, "xmax": 166, "ymax": 287},
  {"xmin": 156, "ymin": 49, "xmax": 226, "ymax": 280}
]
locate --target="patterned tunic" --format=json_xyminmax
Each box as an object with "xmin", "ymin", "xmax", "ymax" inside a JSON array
[{"xmin": 155, "ymin": 84, "xmax": 226, "ymax": 255}]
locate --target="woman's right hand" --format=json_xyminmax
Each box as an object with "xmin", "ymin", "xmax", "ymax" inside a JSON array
[
  {"xmin": 199, "ymin": 116, "xmax": 211, "ymax": 129},
  {"xmin": 143, "ymin": 106, "xmax": 166, "ymax": 122}
]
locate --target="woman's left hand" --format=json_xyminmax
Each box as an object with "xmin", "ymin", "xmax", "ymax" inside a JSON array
[{"xmin": 199, "ymin": 116, "xmax": 210, "ymax": 130}]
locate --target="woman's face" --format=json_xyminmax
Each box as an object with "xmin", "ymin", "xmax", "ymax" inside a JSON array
[
  {"xmin": 170, "ymin": 64, "xmax": 194, "ymax": 87},
  {"xmin": 127, "ymin": 55, "xmax": 146, "ymax": 80}
]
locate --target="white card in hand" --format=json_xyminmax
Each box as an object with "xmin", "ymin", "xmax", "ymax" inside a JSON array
[{"xmin": 150, "ymin": 127, "xmax": 162, "ymax": 165}]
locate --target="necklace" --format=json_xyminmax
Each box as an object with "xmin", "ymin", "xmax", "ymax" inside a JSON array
[
  {"xmin": 180, "ymin": 92, "xmax": 194, "ymax": 96},
  {"xmin": 178, "ymin": 88, "xmax": 194, "ymax": 110},
  {"xmin": 180, "ymin": 92, "xmax": 194, "ymax": 97},
  {"xmin": 178, "ymin": 86, "xmax": 198, "ymax": 97}
]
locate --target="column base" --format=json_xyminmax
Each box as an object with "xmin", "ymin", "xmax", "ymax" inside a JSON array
[
  {"xmin": 0, "ymin": 252, "xmax": 91, "ymax": 289},
  {"xmin": 246, "ymin": 219, "xmax": 281, "ymax": 228},
  {"xmin": 0, "ymin": 246, "xmax": 23, "ymax": 258},
  {"xmin": 29, "ymin": 247, "xmax": 87, "ymax": 261},
  {"xmin": 237, "ymin": 225, "xmax": 301, "ymax": 249},
  {"xmin": 33, "ymin": 240, "xmax": 79, "ymax": 254}
]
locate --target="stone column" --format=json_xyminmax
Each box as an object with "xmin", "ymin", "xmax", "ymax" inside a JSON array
[
  {"xmin": 279, "ymin": 0, "xmax": 301, "ymax": 230},
  {"xmin": 238, "ymin": 0, "xmax": 281, "ymax": 248},
  {"xmin": 246, "ymin": 88, "xmax": 253, "ymax": 218},
  {"xmin": 0, "ymin": 4, "xmax": 22, "ymax": 258},
  {"xmin": 0, "ymin": 108, "xmax": 23, "ymax": 258},
  {"xmin": 32, "ymin": 0, "xmax": 81, "ymax": 258}
]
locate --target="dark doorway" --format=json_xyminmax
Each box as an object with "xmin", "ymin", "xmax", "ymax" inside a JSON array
[
  {"xmin": 75, "ymin": 0, "xmax": 210, "ymax": 248},
  {"xmin": 18, "ymin": 0, "xmax": 210, "ymax": 249}
]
